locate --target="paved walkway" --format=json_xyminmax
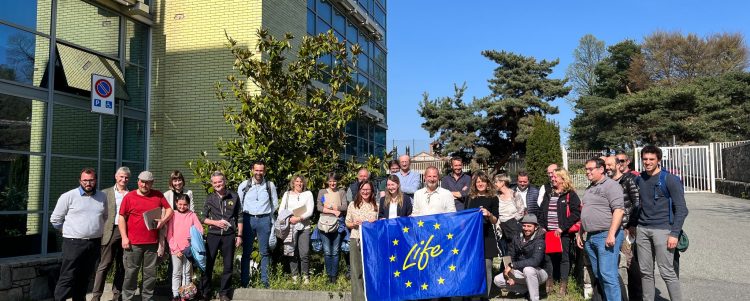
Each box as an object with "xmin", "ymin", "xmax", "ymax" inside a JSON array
[{"xmin": 87, "ymin": 193, "xmax": 750, "ymax": 300}]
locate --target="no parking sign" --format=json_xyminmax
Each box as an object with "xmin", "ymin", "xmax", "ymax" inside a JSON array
[{"xmin": 91, "ymin": 74, "xmax": 115, "ymax": 115}]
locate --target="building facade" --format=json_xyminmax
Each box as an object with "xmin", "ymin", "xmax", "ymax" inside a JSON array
[{"xmin": 0, "ymin": 0, "xmax": 386, "ymax": 287}]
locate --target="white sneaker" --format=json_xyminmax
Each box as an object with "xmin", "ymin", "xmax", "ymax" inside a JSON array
[
  {"xmin": 584, "ymin": 284, "xmax": 593, "ymax": 300},
  {"xmin": 292, "ymin": 275, "xmax": 298, "ymax": 283},
  {"xmin": 303, "ymin": 276, "xmax": 310, "ymax": 285}
]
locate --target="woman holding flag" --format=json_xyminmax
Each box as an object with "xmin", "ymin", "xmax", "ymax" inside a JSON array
[
  {"xmin": 466, "ymin": 171, "xmax": 499, "ymax": 300},
  {"xmin": 345, "ymin": 180, "xmax": 378, "ymax": 301}
]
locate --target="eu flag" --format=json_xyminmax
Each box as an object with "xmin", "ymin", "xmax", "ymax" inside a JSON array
[{"xmin": 361, "ymin": 209, "xmax": 486, "ymax": 301}]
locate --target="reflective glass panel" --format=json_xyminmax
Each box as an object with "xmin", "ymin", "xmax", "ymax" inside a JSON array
[
  {"xmin": 125, "ymin": 20, "xmax": 148, "ymax": 66},
  {"xmin": 49, "ymin": 156, "xmax": 98, "ymax": 210},
  {"xmin": 0, "ymin": 24, "xmax": 50, "ymax": 87},
  {"xmin": 51, "ymin": 104, "xmax": 99, "ymax": 157},
  {"xmin": 57, "ymin": 0, "xmax": 120, "ymax": 58},
  {"xmin": 122, "ymin": 118, "xmax": 145, "ymax": 162},
  {"xmin": 124, "ymin": 64, "xmax": 146, "ymax": 109},
  {"xmin": 101, "ymin": 114, "xmax": 117, "ymax": 160},
  {"xmin": 0, "ymin": 93, "xmax": 46, "ymax": 152},
  {"xmin": 0, "ymin": 213, "xmax": 44, "ymax": 257},
  {"xmin": 0, "ymin": 1, "xmax": 50, "ymax": 33},
  {"xmin": 0, "ymin": 153, "xmax": 45, "ymax": 212}
]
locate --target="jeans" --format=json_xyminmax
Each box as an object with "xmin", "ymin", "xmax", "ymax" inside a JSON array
[
  {"xmin": 320, "ymin": 230, "xmax": 341, "ymax": 277},
  {"xmin": 241, "ymin": 213, "xmax": 272, "ymax": 287},
  {"xmin": 585, "ymin": 229, "xmax": 624, "ymax": 301},
  {"xmin": 54, "ymin": 238, "xmax": 100, "ymax": 301},
  {"xmin": 494, "ymin": 267, "xmax": 548, "ymax": 301},
  {"xmin": 91, "ymin": 228, "xmax": 124, "ymax": 301},
  {"xmin": 122, "ymin": 244, "xmax": 158, "ymax": 301},
  {"xmin": 637, "ymin": 227, "xmax": 682, "ymax": 301},
  {"xmin": 171, "ymin": 254, "xmax": 192, "ymax": 297}
]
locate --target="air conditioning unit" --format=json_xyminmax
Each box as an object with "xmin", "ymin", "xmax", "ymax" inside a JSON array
[{"xmin": 130, "ymin": 1, "xmax": 150, "ymax": 17}]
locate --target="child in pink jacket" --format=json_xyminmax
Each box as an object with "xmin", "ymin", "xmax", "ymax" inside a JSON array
[{"xmin": 166, "ymin": 194, "xmax": 203, "ymax": 300}]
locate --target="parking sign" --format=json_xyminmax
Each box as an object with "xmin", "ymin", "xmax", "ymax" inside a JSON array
[{"xmin": 91, "ymin": 74, "xmax": 115, "ymax": 115}]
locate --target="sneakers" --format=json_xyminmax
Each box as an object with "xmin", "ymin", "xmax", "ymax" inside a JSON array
[
  {"xmin": 303, "ymin": 276, "xmax": 310, "ymax": 285},
  {"xmin": 583, "ymin": 284, "xmax": 593, "ymax": 300}
]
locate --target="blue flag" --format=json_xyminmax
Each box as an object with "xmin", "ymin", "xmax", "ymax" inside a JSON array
[{"xmin": 361, "ymin": 209, "xmax": 486, "ymax": 300}]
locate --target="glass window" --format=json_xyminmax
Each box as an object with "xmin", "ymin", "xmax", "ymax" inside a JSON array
[
  {"xmin": 122, "ymin": 118, "xmax": 145, "ymax": 162},
  {"xmin": 101, "ymin": 114, "xmax": 117, "ymax": 160},
  {"xmin": 0, "ymin": 1, "xmax": 51, "ymax": 33},
  {"xmin": 357, "ymin": 119, "xmax": 367, "ymax": 139},
  {"xmin": 124, "ymin": 20, "xmax": 148, "ymax": 66},
  {"xmin": 375, "ymin": 127, "xmax": 386, "ymax": 146},
  {"xmin": 56, "ymin": 0, "xmax": 120, "ymax": 58},
  {"xmin": 307, "ymin": 9, "xmax": 315, "ymax": 35},
  {"xmin": 345, "ymin": 134, "xmax": 357, "ymax": 157},
  {"xmin": 374, "ymin": 45, "xmax": 385, "ymax": 67},
  {"xmin": 54, "ymin": 43, "xmax": 128, "ymax": 100},
  {"xmin": 99, "ymin": 160, "xmax": 117, "ymax": 187},
  {"xmin": 124, "ymin": 64, "xmax": 146, "ymax": 109},
  {"xmin": 0, "ymin": 213, "xmax": 44, "ymax": 258},
  {"xmin": 49, "ymin": 156, "xmax": 98, "ymax": 210},
  {"xmin": 357, "ymin": 53, "xmax": 369, "ymax": 73},
  {"xmin": 374, "ymin": 4, "xmax": 386, "ymax": 28},
  {"xmin": 0, "ymin": 24, "xmax": 50, "ymax": 87},
  {"xmin": 51, "ymin": 104, "xmax": 99, "ymax": 157},
  {"xmin": 0, "ymin": 93, "xmax": 46, "ymax": 152},
  {"xmin": 317, "ymin": 0, "xmax": 332, "ymax": 23},
  {"xmin": 333, "ymin": 11, "xmax": 346, "ymax": 35},
  {"xmin": 0, "ymin": 153, "xmax": 44, "ymax": 212},
  {"xmin": 346, "ymin": 22, "xmax": 358, "ymax": 44},
  {"xmin": 121, "ymin": 161, "xmax": 143, "ymax": 191},
  {"xmin": 316, "ymin": 17, "xmax": 330, "ymax": 35}
]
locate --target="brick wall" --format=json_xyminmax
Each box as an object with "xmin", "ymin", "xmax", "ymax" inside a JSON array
[{"xmin": 0, "ymin": 256, "xmax": 61, "ymax": 301}]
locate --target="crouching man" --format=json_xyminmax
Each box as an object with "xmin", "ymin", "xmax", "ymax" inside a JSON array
[{"xmin": 494, "ymin": 214, "xmax": 547, "ymax": 301}]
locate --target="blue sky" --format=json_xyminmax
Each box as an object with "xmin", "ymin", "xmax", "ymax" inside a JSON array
[{"xmin": 386, "ymin": 0, "xmax": 750, "ymax": 152}]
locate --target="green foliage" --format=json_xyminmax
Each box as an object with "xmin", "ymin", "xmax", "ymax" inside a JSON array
[
  {"xmin": 525, "ymin": 116, "xmax": 562, "ymax": 186},
  {"xmin": 591, "ymin": 40, "xmax": 644, "ymax": 99},
  {"xmin": 571, "ymin": 72, "xmax": 750, "ymax": 149},
  {"xmin": 188, "ymin": 29, "xmax": 368, "ymax": 193},
  {"xmin": 419, "ymin": 51, "xmax": 570, "ymax": 170}
]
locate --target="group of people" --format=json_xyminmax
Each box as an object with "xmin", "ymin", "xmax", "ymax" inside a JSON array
[{"xmin": 49, "ymin": 146, "xmax": 687, "ymax": 301}]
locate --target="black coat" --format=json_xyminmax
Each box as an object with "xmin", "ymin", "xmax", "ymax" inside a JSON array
[
  {"xmin": 378, "ymin": 194, "xmax": 413, "ymax": 219},
  {"xmin": 508, "ymin": 228, "xmax": 546, "ymax": 270},
  {"xmin": 539, "ymin": 190, "xmax": 581, "ymax": 233}
]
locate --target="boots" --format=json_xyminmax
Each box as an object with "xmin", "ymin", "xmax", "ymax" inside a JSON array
[
  {"xmin": 328, "ymin": 275, "xmax": 337, "ymax": 284},
  {"xmin": 546, "ymin": 278, "xmax": 554, "ymax": 294},
  {"xmin": 559, "ymin": 280, "xmax": 568, "ymax": 295}
]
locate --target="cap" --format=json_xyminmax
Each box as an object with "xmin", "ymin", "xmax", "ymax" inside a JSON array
[
  {"xmin": 138, "ymin": 171, "xmax": 154, "ymax": 182},
  {"xmin": 520, "ymin": 214, "xmax": 538, "ymax": 225}
]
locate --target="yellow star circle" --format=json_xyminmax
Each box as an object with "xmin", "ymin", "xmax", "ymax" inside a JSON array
[
  {"xmin": 417, "ymin": 220, "xmax": 424, "ymax": 227},
  {"xmin": 449, "ymin": 264, "xmax": 456, "ymax": 272},
  {"xmin": 446, "ymin": 233, "xmax": 454, "ymax": 240},
  {"xmin": 452, "ymin": 248, "xmax": 459, "ymax": 255},
  {"xmin": 438, "ymin": 277, "xmax": 445, "ymax": 284},
  {"xmin": 421, "ymin": 283, "xmax": 428, "ymax": 290},
  {"xmin": 405, "ymin": 281, "xmax": 412, "ymax": 288},
  {"xmin": 394, "ymin": 271, "xmax": 400, "ymax": 277},
  {"xmin": 433, "ymin": 223, "xmax": 441, "ymax": 230},
  {"xmin": 392, "ymin": 239, "xmax": 399, "ymax": 246},
  {"xmin": 402, "ymin": 226, "xmax": 410, "ymax": 233},
  {"xmin": 390, "ymin": 255, "xmax": 396, "ymax": 262}
]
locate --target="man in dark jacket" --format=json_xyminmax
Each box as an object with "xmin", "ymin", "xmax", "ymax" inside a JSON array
[
  {"xmin": 494, "ymin": 214, "xmax": 547, "ymax": 301},
  {"xmin": 514, "ymin": 171, "xmax": 540, "ymax": 216}
]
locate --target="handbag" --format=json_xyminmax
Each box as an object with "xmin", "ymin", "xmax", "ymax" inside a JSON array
[
  {"xmin": 565, "ymin": 193, "xmax": 582, "ymax": 233},
  {"xmin": 318, "ymin": 214, "xmax": 339, "ymax": 233},
  {"xmin": 544, "ymin": 230, "xmax": 563, "ymax": 254},
  {"xmin": 178, "ymin": 282, "xmax": 198, "ymax": 299}
]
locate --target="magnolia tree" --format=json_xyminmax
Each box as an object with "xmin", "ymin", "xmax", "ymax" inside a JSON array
[{"xmin": 189, "ymin": 29, "xmax": 375, "ymax": 192}]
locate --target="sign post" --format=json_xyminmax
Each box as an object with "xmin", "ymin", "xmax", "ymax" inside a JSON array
[{"xmin": 91, "ymin": 74, "xmax": 115, "ymax": 115}]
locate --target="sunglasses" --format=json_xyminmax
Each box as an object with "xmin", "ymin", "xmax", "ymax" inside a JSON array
[{"xmin": 616, "ymin": 159, "xmax": 627, "ymax": 163}]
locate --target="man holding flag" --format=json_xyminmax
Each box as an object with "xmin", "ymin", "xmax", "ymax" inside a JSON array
[{"xmin": 361, "ymin": 186, "xmax": 486, "ymax": 300}]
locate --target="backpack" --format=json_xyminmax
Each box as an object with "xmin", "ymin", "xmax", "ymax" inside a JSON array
[{"xmin": 637, "ymin": 169, "xmax": 689, "ymax": 252}]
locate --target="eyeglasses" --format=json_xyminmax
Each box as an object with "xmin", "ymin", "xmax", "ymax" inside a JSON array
[
  {"xmin": 584, "ymin": 167, "xmax": 599, "ymax": 172},
  {"xmin": 616, "ymin": 159, "xmax": 627, "ymax": 163},
  {"xmin": 80, "ymin": 179, "xmax": 96, "ymax": 183}
]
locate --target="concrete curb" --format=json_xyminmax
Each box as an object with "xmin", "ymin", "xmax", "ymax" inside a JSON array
[{"xmin": 231, "ymin": 288, "xmax": 351, "ymax": 301}]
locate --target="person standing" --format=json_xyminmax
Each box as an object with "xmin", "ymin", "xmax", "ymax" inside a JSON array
[
  {"xmin": 514, "ymin": 171, "xmax": 540, "ymax": 217},
  {"xmin": 637, "ymin": 146, "xmax": 688, "ymax": 301},
  {"xmin": 538, "ymin": 168, "xmax": 581, "ymax": 296},
  {"xmin": 535, "ymin": 164, "xmax": 559, "ymax": 216},
  {"xmin": 606, "ymin": 155, "xmax": 642, "ymax": 300},
  {"xmin": 166, "ymin": 194, "xmax": 203, "ymax": 301},
  {"xmin": 164, "ymin": 170, "xmax": 195, "ymax": 211},
  {"xmin": 344, "ymin": 181, "xmax": 379, "ymax": 301},
  {"xmin": 396, "ymin": 155, "xmax": 421, "ymax": 204},
  {"xmin": 466, "ymin": 171, "xmax": 499, "ymax": 300},
  {"xmin": 316, "ymin": 172, "xmax": 347, "ymax": 283},
  {"xmin": 279, "ymin": 175, "xmax": 315, "ymax": 284},
  {"xmin": 412, "ymin": 166, "xmax": 456, "ymax": 216},
  {"xmin": 201, "ymin": 171, "xmax": 242, "ymax": 301},
  {"xmin": 494, "ymin": 174, "xmax": 525, "ymax": 255},
  {"xmin": 378, "ymin": 175, "xmax": 412, "ymax": 219},
  {"xmin": 91, "ymin": 166, "xmax": 129, "ymax": 301},
  {"xmin": 119, "ymin": 171, "xmax": 173, "ymax": 301},
  {"xmin": 576, "ymin": 158, "xmax": 625, "ymax": 301},
  {"xmin": 440, "ymin": 156, "xmax": 472, "ymax": 211},
  {"xmin": 50, "ymin": 168, "xmax": 107, "ymax": 301},
  {"xmin": 239, "ymin": 161, "xmax": 278, "ymax": 288}
]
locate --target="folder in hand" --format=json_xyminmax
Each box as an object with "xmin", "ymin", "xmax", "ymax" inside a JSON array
[{"xmin": 143, "ymin": 207, "xmax": 162, "ymax": 230}]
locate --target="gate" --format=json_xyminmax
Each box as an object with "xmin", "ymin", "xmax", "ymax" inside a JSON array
[{"xmin": 635, "ymin": 146, "xmax": 713, "ymax": 193}]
